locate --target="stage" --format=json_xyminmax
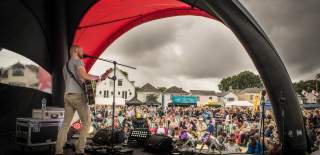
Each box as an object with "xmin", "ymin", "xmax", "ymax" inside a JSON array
[{"xmin": 0, "ymin": 134, "xmax": 252, "ymax": 155}]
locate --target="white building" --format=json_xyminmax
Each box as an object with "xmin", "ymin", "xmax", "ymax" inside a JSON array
[
  {"xmin": 190, "ymin": 90, "xmax": 219, "ymax": 106},
  {"xmin": 302, "ymin": 91, "xmax": 318, "ymax": 103},
  {"xmin": 136, "ymin": 83, "xmax": 161, "ymax": 105},
  {"xmin": 0, "ymin": 62, "xmax": 39, "ymax": 89},
  {"xmin": 95, "ymin": 68, "xmax": 135, "ymax": 105},
  {"xmin": 163, "ymin": 86, "xmax": 189, "ymax": 107},
  {"xmin": 221, "ymin": 91, "xmax": 239, "ymax": 104}
]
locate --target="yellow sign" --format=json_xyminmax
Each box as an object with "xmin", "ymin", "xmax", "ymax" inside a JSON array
[{"xmin": 253, "ymin": 95, "xmax": 260, "ymax": 112}]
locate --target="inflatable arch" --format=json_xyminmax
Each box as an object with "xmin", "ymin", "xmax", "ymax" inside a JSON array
[
  {"xmin": 74, "ymin": 1, "xmax": 307, "ymax": 153},
  {"xmin": 0, "ymin": 0, "xmax": 308, "ymax": 153}
]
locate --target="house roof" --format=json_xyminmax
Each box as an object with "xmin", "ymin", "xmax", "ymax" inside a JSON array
[
  {"xmin": 228, "ymin": 89, "xmax": 242, "ymax": 94},
  {"xmin": 137, "ymin": 83, "xmax": 160, "ymax": 93},
  {"xmin": 102, "ymin": 67, "xmax": 135, "ymax": 87},
  {"xmin": 26, "ymin": 65, "xmax": 39, "ymax": 73},
  {"xmin": 12, "ymin": 62, "xmax": 25, "ymax": 69},
  {"xmin": 214, "ymin": 89, "xmax": 242, "ymax": 97},
  {"xmin": 239, "ymin": 88, "xmax": 263, "ymax": 94},
  {"xmin": 165, "ymin": 86, "xmax": 188, "ymax": 94},
  {"xmin": 215, "ymin": 92, "xmax": 226, "ymax": 97},
  {"xmin": 190, "ymin": 90, "xmax": 216, "ymax": 96}
]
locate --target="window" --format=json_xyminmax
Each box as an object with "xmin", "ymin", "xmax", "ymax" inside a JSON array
[
  {"xmin": 111, "ymin": 91, "xmax": 113, "ymax": 95},
  {"xmin": 106, "ymin": 90, "xmax": 109, "ymax": 98},
  {"xmin": 118, "ymin": 91, "xmax": 120, "ymax": 95},
  {"xmin": 129, "ymin": 92, "xmax": 132, "ymax": 96},
  {"xmin": 9, "ymin": 82, "xmax": 25, "ymax": 87},
  {"xmin": 122, "ymin": 91, "xmax": 128, "ymax": 99},
  {"xmin": 103, "ymin": 91, "xmax": 106, "ymax": 98},
  {"xmin": 118, "ymin": 79, "xmax": 123, "ymax": 86},
  {"xmin": 250, "ymin": 95, "xmax": 254, "ymax": 100},
  {"xmin": 12, "ymin": 68, "xmax": 24, "ymax": 76},
  {"xmin": 209, "ymin": 97, "xmax": 212, "ymax": 100},
  {"xmin": 99, "ymin": 91, "xmax": 102, "ymax": 95},
  {"xmin": 227, "ymin": 98, "xmax": 235, "ymax": 102}
]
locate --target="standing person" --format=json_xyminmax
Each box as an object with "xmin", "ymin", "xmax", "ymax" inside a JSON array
[{"xmin": 55, "ymin": 45, "xmax": 105, "ymax": 155}]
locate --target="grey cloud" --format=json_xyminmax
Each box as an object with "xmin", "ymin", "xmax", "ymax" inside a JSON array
[
  {"xmin": 97, "ymin": 1, "xmax": 320, "ymax": 89},
  {"xmin": 240, "ymin": 0, "xmax": 320, "ymax": 79}
]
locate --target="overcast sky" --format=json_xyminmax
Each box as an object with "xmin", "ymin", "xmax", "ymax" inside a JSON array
[
  {"xmin": 90, "ymin": 0, "xmax": 320, "ymax": 91},
  {"xmin": 1, "ymin": 0, "xmax": 319, "ymax": 92}
]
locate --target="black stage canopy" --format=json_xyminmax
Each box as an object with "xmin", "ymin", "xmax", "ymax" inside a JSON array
[{"xmin": 0, "ymin": 0, "xmax": 309, "ymax": 153}]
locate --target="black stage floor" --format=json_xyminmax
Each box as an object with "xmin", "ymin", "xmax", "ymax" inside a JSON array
[
  {"xmin": 0, "ymin": 134, "xmax": 250, "ymax": 155},
  {"xmin": 0, "ymin": 136, "xmax": 154, "ymax": 155}
]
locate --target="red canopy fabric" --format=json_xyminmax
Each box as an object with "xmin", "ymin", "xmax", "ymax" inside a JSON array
[{"xmin": 73, "ymin": 0, "xmax": 217, "ymax": 70}]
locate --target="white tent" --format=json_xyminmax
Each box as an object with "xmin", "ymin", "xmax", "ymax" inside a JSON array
[
  {"xmin": 225, "ymin": 101, "xmax": 253, "ymax": 107},
  {"xmin": 95, "ymin": 97, "xmax": 125, "ymax": 106}
]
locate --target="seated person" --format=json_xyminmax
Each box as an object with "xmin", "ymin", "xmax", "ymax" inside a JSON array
[
  {"xmin": 216, "ymin": 131, "xmax": 227, "ymax": 144},
  {"xmin": 265, "ymin": 125, "xmax": 274, "ymax": 138},
  {"xmin": 225, "ymin": 134, "xmax": 241, "ymax": 153},
  {"xmin": 179, "ymin": 127, "xmax": 189, "ymax": 141},
  {"xmin": 156, "ymin": 123, "xmax": 167, "ymax": 135},
  {"xmin": 246, "ymin": 136, "xmax": 263, "ymax": 155}
]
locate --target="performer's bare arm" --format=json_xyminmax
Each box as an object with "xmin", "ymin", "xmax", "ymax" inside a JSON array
[{"xmin": 77, "ymin": 66, "xmax": 99, "ymax": 81}]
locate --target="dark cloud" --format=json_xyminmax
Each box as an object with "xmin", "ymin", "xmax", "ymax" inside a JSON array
[
  {"xmin": 105, "ymin": 17, "xmax": 254, "ymax": 79},
  {"xmin": 241, "ymin": 0, "xmax": 320, "ymax": 79}
]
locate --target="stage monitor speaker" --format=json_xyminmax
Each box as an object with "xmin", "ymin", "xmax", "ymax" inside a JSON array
[
  {"xmin": 92, "ymin": 128, "xmax": 125, "ymax": 145},
  {"xmin": 144, "ymin": 135, "xmax": 173, "ymax": 153}
]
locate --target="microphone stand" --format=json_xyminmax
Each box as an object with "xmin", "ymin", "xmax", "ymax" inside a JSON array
[
  {"xmin": 260, "ymin": 90, "xmax": 266, "ymax": 155},
  {"xmin": 83, "ymin": 55, "xmax": 136, "ymax": 154}
]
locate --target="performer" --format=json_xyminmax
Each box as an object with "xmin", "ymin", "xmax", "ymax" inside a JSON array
[{"xmin": 55, "ymin": 45, "xmax": 104, "ymax": 155}]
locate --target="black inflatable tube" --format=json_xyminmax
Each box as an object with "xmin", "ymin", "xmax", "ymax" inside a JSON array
[{"xmin": 181, "ymin": 0, "xmax": 308, "ymax": 153}]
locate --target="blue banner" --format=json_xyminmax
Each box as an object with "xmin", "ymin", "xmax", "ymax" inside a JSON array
[{"xmin": 172, "ymin": 96, "xmax": 197, "ymax": 105}]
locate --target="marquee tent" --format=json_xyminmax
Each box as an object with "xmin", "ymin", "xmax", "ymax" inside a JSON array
[
  {"xmin": 225, "ymin": 101, "xmax": 253, "ymax": 107},
  {"xmin": 95, "ymin": 97, "xmax": 125, "ymax": 106}
]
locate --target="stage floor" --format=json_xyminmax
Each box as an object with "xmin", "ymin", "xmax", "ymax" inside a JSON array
[{"xmin": 0, "ymin": 135, "xmax": 250, "ymax": 155}]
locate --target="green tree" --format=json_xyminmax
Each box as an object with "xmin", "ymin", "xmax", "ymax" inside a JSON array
[
  {"xmin": 293, "ymin": 80, "xmax": 320, "ymax": 94},
  {"xmin": 316, "ymin": 73, "xmax": 320, "ymax": 91},
  {"xmin": 158, "ymin": 87, "xmax": 167, "ymax": 93},
  {"xmin": 218, "ymin": 71, "xmax": 263, "ymax": 91}
]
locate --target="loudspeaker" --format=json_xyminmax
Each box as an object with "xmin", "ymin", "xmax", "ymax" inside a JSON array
[
  {"xmin": 144, "ymin": 135, "xmax": 173, "ymax": 153},
  {"xmin": 92, "ymin": 128, "xmax": 124, "ymax": 145}
]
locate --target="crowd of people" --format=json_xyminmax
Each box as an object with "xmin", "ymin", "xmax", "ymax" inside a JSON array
[{"xmin": 87, "ymin": 105, "xmax": 320, "ymax": 155}]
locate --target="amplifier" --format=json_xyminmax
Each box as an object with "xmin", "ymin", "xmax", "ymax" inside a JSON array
[
  {"xmin": 15, "ymin": 118, "xmax": 63, "ymax": 147},
  {"xmin": 32, "ymin": 106, "xmax": 64, "ymax": 119},
  {"xmin": 128, "ymin": 128, "xmax": 150, "ymax": 145}
]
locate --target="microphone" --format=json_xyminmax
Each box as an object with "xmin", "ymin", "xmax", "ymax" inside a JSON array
[{"xmin": 82, "ymin": 54, "xmax": 97, "ymax": 59}]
